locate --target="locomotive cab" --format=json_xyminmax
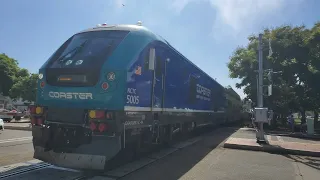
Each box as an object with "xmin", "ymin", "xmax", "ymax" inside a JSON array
[{"xmin": 31, "ymin": 24, "xmax": 159, "ymax": 170}]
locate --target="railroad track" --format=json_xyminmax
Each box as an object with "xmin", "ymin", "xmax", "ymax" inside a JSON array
[
  {"xmin": 70, "ymin": 136, "xmax": 202, "ymax": 180},
  {"xmin": 0, "ymin": 124, "xmax": 235, "ymax": 180},
  {"xmin": 73, "ymin": 125, "xmax": 221, "ymax": 180},
  {"xmin": 0, "ymin": 144, "xmax": 191, "ymax": 180},
  {"xmin": 0, "ymin": 163, "xmax": 51, "ymax": 179}
]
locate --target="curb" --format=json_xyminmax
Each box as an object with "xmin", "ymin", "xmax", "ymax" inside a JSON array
[
  {"xmin": 4, "ymin": 126, "xmax": 32, "ymax": 131},
  {"xmin": 8, "ymin": 121, "xmax": 31, "ymax": 124},
  {"xmin": 265, "ymin": 132, "xmax": 320, "ymax": 140},
  {"xmin": 288, "ymin": 134, "xmax": 320, "ymax": 140},
  {"xmin": 224, "ymin": 142, "xmax": 320, "ymax": 157}
]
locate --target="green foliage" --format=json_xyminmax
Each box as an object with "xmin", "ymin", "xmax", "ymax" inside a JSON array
[
  {"xmin": 9, "ymin": 73, "xmax": 38, "ymax": 102},
  {"xmin": 16, "ymin": 68, "xmax": 30, "ymax": 78},
  {"xmin": 0, "ymin": 53, "xmax": 20, "ymax": 96},
  {"xmin": 227, "ymin": 22, "xmax": 320, "ymax": 118},
  {"xmin": 0, "ymin": 53, "xmax": 38, "ymax": 102}
]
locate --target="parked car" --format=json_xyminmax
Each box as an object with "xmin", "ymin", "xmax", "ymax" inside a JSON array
[
  {"xmin": 0, "ymin": 118, "xmax": 4, "ymax": 131},
  {"xmin": 0, "ymin": 109, "xmax": 13, "ymax": 122}
]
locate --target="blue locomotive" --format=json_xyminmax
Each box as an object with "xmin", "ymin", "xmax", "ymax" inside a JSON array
[{"xmin": 30, "ymin": 22, "xmax": 243, "ymax": 170}]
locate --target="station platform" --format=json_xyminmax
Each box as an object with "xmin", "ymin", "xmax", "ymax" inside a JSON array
[{"xmin": 224, "ymin": 128, "xmax": 320, "ymax": 157}]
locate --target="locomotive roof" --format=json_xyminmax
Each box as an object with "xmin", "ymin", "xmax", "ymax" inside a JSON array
[
  {"xmin": 79, "ymin": 24, "xmax": 149, "ymax": 33},
  {"xmin": 79, "ymin": 24, "xmax": 225, "ymax": 90}
]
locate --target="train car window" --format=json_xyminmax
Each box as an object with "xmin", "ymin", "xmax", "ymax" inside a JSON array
[
  {"xmin": 227, "ymin": 100, "xmax": 232, "ymax": 109},
  {"xmin": 211, "ymin": 86, "xmax": 224, "ymax": 111},
  {"xmin": 222, "ymin": 93, "xmax": 228, "ymax": 109},
  {"xmin": 218, "ymin": 88, "xmax": 224, "ymax": 106},
  {"xmin": 142, "ymin": 44, "xmax": 155, "ymax": 71}
]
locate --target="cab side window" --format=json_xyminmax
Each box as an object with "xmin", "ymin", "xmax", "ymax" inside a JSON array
[
  {"xmin": 155, "ymin": 55, "xmax": 163, "ymax": 77},
  {"xmin": 143, "ymin": 52, "xmax": 149, "ymax": 70},
  {"xmin": 227, "ymin": 100, "xmax": 232, "ymax": 110}
]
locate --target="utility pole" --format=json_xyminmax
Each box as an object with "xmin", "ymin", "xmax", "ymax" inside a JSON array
[
  {"xmin": 258, "ymin": 34, "xmax": 263, "ymax": 108},
  {"xmin": 256, "ymin": 75, "xmax": 259, "ymax": 107},
  {"xmin": 254, "ymin": 33, "xmax": 267, "ymax": 143},
  {"xmin": 253, "ymin": 34, "xmax": 280, "ymax": 142}
]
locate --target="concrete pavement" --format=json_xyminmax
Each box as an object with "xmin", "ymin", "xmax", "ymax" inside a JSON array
[
  {"xmin": 0, "ymin": 128, "xmax": 31, "ymax": 140},
  {"xmin": 0, "ymin": 129, "xmax": 34, "ymax": 166},
  {"xmin": 224, "ymin": 128, "xmax": 320, "ymax": 157},
  {"xmin": 117, "ymin": 127, "xmax": 320, "ymax": 180}
]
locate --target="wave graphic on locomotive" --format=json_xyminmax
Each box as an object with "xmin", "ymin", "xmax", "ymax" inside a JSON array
[{"xmin": 30, "ymin": 22, "xmax": 243, "ymax": 170}]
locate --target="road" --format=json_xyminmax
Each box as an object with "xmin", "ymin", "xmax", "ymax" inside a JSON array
[{"xmin": 0, "ymin": 129, "xmax": 34, "ymax": 166}]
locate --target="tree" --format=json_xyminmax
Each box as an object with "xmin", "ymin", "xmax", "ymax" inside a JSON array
[
  {"xmin": 16, "ymin": 68, "xmax": 30, "ymax": 78},
  {"xmin": 9, "ymin": 73, "xmax": 38, "ymax": 102},
  {"xmin": 0, "ymin": 53, "xmax": 38, "ymax": 102},
  {"xmin": 0, "ymin": 53, "xmax": 19, "ymax": 96},
  {"xmin": 267, "ymin": 25, "xmax": 316, "ymax": 124},
  {"xmin": 305, "ymin": 22, "xmax": 320, "ymax": 126},
  {"xmin": 227, "ymin": 23, "xmax": 320, "ymax": 126}
]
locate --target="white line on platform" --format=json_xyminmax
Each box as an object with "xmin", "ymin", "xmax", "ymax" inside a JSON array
[{"xmin": 0, "ymin": 137, "xmax": 32, "ymax": 144}]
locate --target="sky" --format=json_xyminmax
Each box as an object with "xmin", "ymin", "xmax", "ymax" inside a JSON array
[{"xmin": 0, "ymin": 0, "xmax": 319, "ymax": 98}]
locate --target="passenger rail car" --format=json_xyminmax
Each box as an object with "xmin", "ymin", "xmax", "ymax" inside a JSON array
[
  {"xmin": 225, "ymin": 86, "xmax": 243, "ymax": 123},
  {"xmin": 30, "ymin": 23, "xmax": 242, "ymax": 170}
]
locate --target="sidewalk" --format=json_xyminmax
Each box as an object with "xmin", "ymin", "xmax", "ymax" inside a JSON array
[
  {"xmin": 224, "ymin": 128, "xmax": 320, "ymax": 157},
  {"xmin": 8, "ymin": 118, "xmax": 30, "ymax": 123},
  {"xmin": 4, "ymin": 121, "xmax": 31, "ymax": 131}
]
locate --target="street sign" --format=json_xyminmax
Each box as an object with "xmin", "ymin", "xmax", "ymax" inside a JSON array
[{"xmin": 254, "ymin": 108, "xmax": 269, "ymax": 123}]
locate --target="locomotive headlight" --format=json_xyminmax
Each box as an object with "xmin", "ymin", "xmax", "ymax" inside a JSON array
[
  {"xmin": 35, "ymin": 107, "xmax": 43, "ymax": 114},
  {"xmin": 88, "ymin": 110, "xmax": 105, "ymax": 119},
  {"xmin": 39, "ymin": 73, "xmax": 43, "ymax": 80},
  {"xmin": 89, "ymin": 110, "xmax": 96, "ymax": 119}
]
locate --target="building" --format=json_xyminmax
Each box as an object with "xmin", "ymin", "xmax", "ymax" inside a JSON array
[{"xmin": 0, "ymin": 94, "xmax": 11, "ymax": 109}]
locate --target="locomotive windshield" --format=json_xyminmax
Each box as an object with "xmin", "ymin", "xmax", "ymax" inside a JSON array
[
  {"xmin": 48, "ymin": 30, "xmax": 129, "ymax": 68},
  {"xmin": 45, "ymin": 30, "xmax": 129, "ymax": 87}
]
